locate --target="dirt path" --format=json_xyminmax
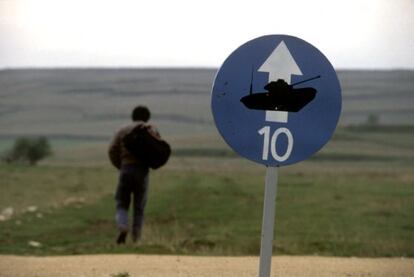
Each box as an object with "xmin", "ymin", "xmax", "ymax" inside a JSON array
[{"xmin": 0, "ymin": 255, "xmax": 413, "ymax": 277}]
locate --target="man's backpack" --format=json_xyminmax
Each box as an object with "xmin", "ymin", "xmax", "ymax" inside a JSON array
[{"xmin": 123, "ymin": 124, "xmax": 171, "ymax": 169}]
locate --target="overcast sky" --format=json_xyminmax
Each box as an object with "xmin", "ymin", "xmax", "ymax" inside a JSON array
[{"xmin": 1, "ymin": 0, "xmax": 413, "ymax": 69}]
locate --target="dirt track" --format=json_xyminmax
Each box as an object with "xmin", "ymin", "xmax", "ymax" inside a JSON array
[{"xmin": 0, "ymin": 255, "xmax": 413, "ymax": 277}]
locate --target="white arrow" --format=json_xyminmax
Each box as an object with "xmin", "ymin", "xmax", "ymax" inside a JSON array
[{"xmin": 258, "ymin": 40, "xmax": 302, "ymax": 123}]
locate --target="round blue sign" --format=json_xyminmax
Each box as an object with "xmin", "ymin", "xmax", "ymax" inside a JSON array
[{"xmin": 211, "ymin": 35, "xmax": 341, "ymax": 166}]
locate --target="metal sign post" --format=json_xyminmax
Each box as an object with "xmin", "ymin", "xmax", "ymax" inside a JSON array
[{"xmin": 259, "ymin": 166, "xmax": 278, "ymax": 277}]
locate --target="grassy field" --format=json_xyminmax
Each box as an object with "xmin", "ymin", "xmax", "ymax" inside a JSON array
[
  {"xmin": 0, "ymin": 160, "xmax": 413, "ymax": 257},
  {"xmin": 0, "ymin": 69, "xmax": 413, "ymax": 257},
  {"xmin": 0, "ymin": 125, "xmax": 413, "ymax": 257}
]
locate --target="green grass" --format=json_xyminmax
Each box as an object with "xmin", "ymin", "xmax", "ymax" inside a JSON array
[
  {"xmin": 0, "ymin": 125, "xmax": 413, "ymax": 257},
  {"xmin": 0, "ymin": 165, "xmax": 116, "ymax": 213},
  {"xmin": 0, "ymin": 165, "xmax": 413, "ymax": 257}
]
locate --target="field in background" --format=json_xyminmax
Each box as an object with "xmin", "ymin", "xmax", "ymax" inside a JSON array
[
  {"xmin": 0, "ymin": 69, "xmax": 413, "ymax": 257},
  {"xmin": 0, "ymin": 69, "xmax": 413, "ymax": 141},
  {"xmin": 0, "ymin": 68, "xmax": 413, "ymax": 164}
]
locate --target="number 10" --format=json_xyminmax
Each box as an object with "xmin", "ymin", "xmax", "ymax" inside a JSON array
[{"xmin": 258, "ymin": 126, "xmax": 293, "ymax": 162}]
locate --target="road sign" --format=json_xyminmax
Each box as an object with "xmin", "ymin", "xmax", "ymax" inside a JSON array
[{"xmin": 211, "ymin": 35, "xmax": 341, "ymax": 166}]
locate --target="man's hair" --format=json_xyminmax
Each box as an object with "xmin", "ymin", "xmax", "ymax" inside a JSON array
[{"xmin": 131, "ymin": 105, "xmax": 150, "ymax": 122}]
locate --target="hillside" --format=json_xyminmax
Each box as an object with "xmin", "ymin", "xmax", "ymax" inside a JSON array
[{"xmin": 0, "ymin": 69, "xmax": 413, "ymax": 141}]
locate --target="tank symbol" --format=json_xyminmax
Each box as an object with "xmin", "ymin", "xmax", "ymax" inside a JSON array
[{"xmin": 240, "ymin": 74, "xmax": 320, "ymax": 112}]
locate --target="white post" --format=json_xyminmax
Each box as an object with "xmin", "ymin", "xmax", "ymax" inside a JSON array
[{"xmin": 259, "ymin": 166, "xmax": 278, "ymax": 277}]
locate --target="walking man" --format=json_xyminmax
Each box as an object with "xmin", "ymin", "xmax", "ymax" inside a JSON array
[{"xmin": 108, "ymin": 105, "xmax": 159, "ymax": 244}]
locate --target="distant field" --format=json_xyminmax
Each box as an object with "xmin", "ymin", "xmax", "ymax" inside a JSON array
[
  {"xmin": 0, "ymin": 68, "xmax": 216, "ymax": 139},
  {"xmin": 0, "ymin": 69, "xmax": 413, "ymax": 141}
]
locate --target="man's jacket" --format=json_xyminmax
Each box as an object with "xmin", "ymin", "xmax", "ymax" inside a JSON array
[{"xmin": 108, "ymin": 121, "xmax": 159, "ymax": 169}]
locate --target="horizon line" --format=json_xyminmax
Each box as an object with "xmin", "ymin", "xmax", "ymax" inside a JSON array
[{"xmin": 1, "ymin": 65, "xmax": 414, "ymax": 71}]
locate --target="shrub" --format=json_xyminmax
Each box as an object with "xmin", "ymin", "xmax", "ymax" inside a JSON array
[
  {"xmin": 366, "ymin": 113, "xmax": 380, "ymax": 126},
  {"xmin": 3, "ymin": 137, "xmax": 52, "ymax": 165}
]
